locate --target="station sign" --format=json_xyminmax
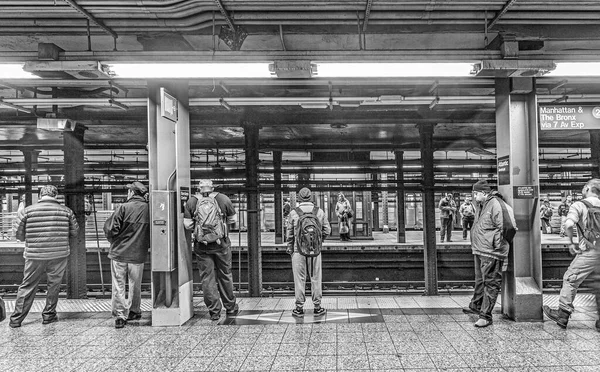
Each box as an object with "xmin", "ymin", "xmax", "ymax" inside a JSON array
[
  {"xmin": 497, "ymin": 156, "xmax": 510, "ymax": 186},
  {"xmin": 513, "ymin": 185, "xmax": 538, "ymax": 199},
  {"xmin": 539, "ymin": 105, "xmax": 600, "ymax": 130}
]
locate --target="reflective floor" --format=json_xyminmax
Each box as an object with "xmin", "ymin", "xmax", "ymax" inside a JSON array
[{"xmin": 1, "ymin": 294, "xmax": 599, "ymax": 371}]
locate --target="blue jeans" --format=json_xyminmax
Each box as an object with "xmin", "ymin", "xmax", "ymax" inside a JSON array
[
  {"xmin": 10, "ymin": 257, "xmax": 68, "ymax": 325},
  {"xmin": 292, "ymin": 252, "xmax": 322, "ymax": 308},
  {"xmin": 197, "ymin": 246, "xmax": 237, "ymax": 316},
  {"xmin": 469, "ymin": 254, "xmax": 503, "ymax": 321},
  {"xmin": 111, "ymin": 260, "xmax": 144, "ymax": 320}
]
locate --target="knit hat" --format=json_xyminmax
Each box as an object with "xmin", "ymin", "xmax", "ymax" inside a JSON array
[
  {"xmin": 472, "ymin": 180, "xmax": 491, "ymax": 193},
  {"xmin": 39, "ymin": 185, "xmax": 58, "ymax": 198},
  {"xmin": 298, "ymin": 187, "xmax": 312, "ymax": 202},
  {"xmin": 126, "ymin": 181, "xmax": 148, "ymax": 195},
  {"xmin": 199, "ymin": 179, "xmax": 214, "ymax": 193}
]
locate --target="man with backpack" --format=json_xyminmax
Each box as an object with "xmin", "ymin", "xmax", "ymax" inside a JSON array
[
  {"xmin": 184, "ymin": 179, "xmax": 238, "ymax": 321},
  {"xmin": 463, "ymin": 180, "xmax": 516, "ymax": 328},
  {"xmin": 286, "ymin": 187, "xmax": 331, "ymax": 318},
  {"xmin": 543, "ymin": 179, "xmax": 600, "ymax": 331}
]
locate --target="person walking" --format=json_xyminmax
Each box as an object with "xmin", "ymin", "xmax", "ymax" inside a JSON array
[
  {"xmin": 542, "ymin": 179, "xmax": 600, "ymax": 330},
  {"xmin": 283, "ymin": 197, "xmax": 291, "ymax": 241},
  {"xmin": 459, "ymin": 196, "xmax": 476, "ymax": 240},
  {"xmin": 103, "ymin": 182, "xmax": 150, "ymax": 329},
  {"xmin": 438, "ymin": 192, "xmax": 457, "ymax": 242},
  {"xmin": 540, "ymin": 198, "xmax": 553, "ymax": 234},
  {"xmin": 286, "ymin": 187, "xmax": 331, "ymax": 317},
  {"xmin": 184, "ymin": 179, "xmax": 238, "ymax": 321},
  {"xmin": 463, "ymin": 180, "xmax": 515, "ymax": 328},
  {"xmin": 558, "ymin": 194, "xmax": 573, "ymax": 238},
  {"xmin": 335, "ymin": 193, "xmax": 353, "ymax": 241},
  {"xmin": 9, "ymin": 185, "xmax": 79, "ymax": 328}
]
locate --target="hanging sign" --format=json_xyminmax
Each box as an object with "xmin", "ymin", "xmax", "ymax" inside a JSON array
[
  {"xmin": 539, "ymin": 105, "xmax": 600, "ymax": 130},
  {"xmin": 160, "ymin": 88, "xmax": 178, "ymax": 122}
]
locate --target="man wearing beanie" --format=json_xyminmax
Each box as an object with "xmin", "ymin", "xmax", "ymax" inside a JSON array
[
  {"xmin": 104, "ymin": 181, "xmax": 150, "ymax": 329},
  {"xmin": 463, "ymin": 179, "xmax": 515, "ymax": 328},
  {"xmin": 286, "ymin": 187, "xmax": 331, "ymax": 318}
]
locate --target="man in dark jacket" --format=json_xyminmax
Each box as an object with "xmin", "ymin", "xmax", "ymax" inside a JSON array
[
  {"xmin": 104, "ymin": 181, "xmax": 150, "ymax": 329},
  {"xmin": 183, "ymin": 179, "xmax": 238, "ymax": 321},
  {"xmin": 463, "ymin": 180, "xmax": 515, "ymax": 328},
  {"xmin": 438, "ymin": 193, "xmax": 457, "ymax": 242},
  {"xmin": 10, "ymin": 185, "xmax": 79, "ymax": 328}
]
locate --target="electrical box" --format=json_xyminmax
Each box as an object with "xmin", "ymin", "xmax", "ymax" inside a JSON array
[{"xmin": 151, "ymin": 190, "xmax": 176, "ymax": 272}]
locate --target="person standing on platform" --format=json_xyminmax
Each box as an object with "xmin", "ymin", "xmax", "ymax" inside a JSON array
[
  {"xmin": 184, "ymin": 179, "xmax": 238, "ymax": 321},
  {"xmin": 283, "ymin": 197, "xmax": 291, "ymax": 241},
  {"xmin": 286, "ymin": 187, "xmax": 331, "ymax": 318},
  {"xmin": 335, "ymin": 193, "xmax": 353, "ymax": 241},
  {"xmin": 9, "ymin": 185, "xmax": 79, "ymax": 328},
  {"xmin": 459, "ymin": 196, "xmax": 476, "ymax": 240},
  {"xmin": 558, "ymin": 194, "xmax": 573, "ymax": 238},
  {"xmin": 543, "ymin": 179, "xmax": 600, "ymax": 331},
  {"xmin": 540, "ymin": 198, "xmax": 554, "ymax": 234},
  {"xmin": 438, "ymin": 192, "xmax": 457, "ymax": 242},
  {"xmin": 463, "ymin": 180, "xmax": 515, "ymax": 328},
  {"xmin": 103, "ymin": 182, "xmax": 150, "ymax": 329}
]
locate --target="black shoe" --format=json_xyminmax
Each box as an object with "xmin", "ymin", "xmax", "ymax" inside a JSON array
[
  {"xmin": 447, "ymin": 239, "xmax": 452, "ymax": 242},
  {"xmin": 292, "ymin": 307, "xmax": 304, "ymax": 318},
  {"xmin": 115, "ymin": 318, "xmax": 126, "ymax": 329},
  {"xmin": 226, "ymin": 304, "xmax": 239, "ymax": 315},
  {"xmin": 462, "ymin": 307, "xmax": 479, "ymax": 315},
  {"xmin": 543, "ymin": 305, "xmax": 570, "ymax": 329},
  {"xmin": 595, "ymin": 319, "xmax": 600, "ymax": 332},
  {"xmin": 42, "ymin": 316, "xmax": 58, "ymax": 325},
  {"xmin": 8, "ymin": 322, "xmax": 21, "ymax": 328},
  {"xmin": 313, "ymin": 307, "xmax": 327, "ymax": 317},
  {"xmin": 210, "ymin": 313, "xmax": 221, "ymax": 321},
  {"xmin": 126, "ymin": 312, "xmax": 142, "ymax": 321}
]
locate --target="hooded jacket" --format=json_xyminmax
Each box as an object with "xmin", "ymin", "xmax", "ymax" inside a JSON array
[
  {"xmin": 471, "ymin": 192, "xmax": 511, "ymax": 260},
  {"xmin": 104, "ymin": 195, "xmax": 150, "ymax": 264},
  {"xmin": 15, "ymin": 196, "xmax": 79, "ymax": 260}
]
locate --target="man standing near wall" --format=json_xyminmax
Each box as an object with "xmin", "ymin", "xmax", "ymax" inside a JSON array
[
  {"xmin": 103, "ymin": 182, "xmax": 150, "ymax": 329},
  {"xmin": 9, "ymin": 185, "xmax": 79, "ymax": 328}
]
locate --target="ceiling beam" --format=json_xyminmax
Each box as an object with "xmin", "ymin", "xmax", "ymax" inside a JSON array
[
  {"xmin": 62, "ymin": 0, "xmax": 118, "ymax": 39},
  {"xmin": 487, "ymin": 0, "xmax": 518, "ymax": 30}
]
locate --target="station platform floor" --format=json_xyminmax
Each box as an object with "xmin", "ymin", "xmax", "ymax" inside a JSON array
[{"xmin": 1, "ymin": 293, "xmax": 599, "ymax": 371}]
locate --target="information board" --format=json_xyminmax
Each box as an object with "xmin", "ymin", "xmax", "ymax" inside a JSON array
[
  {"xmin": 497, "ymin": 156, "xmax": 510, "ymax": 186},
  {"xmin": 539, "ymin": 105, "xmax": 600, "ymax": 130},
  {"xmin": 513, "ymin": 185, "xmax": 539, "ymax": 199}
]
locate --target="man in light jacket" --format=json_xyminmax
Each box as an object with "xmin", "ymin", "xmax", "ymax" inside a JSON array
[
  {"xmin": 10, "ymin": 185, "xmax": 79, "ymax": 328},
  {"xmin": 463, "ymin": 180, "xmax": 515, "ymax": 328},
  {"xmin": 104, "ymin": 182, "xmax": 150, "ymax": 329}
]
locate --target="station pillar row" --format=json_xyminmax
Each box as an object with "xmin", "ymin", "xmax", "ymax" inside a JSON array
[
  {"xmin": 244, "ymin": 123, "xmax": 262, "ymax": 297},
  {"xmin": 419, "ymin": 124, "xmax": 438, "ymax": 296},
  {"xmin": 495, "ymin": 78, "xmax": 543, "ymax": 322}
]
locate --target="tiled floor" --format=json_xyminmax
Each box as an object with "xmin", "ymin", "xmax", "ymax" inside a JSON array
[{"xmin": 1, "ymin": 294, "xmax": 599, "ymax": 371}]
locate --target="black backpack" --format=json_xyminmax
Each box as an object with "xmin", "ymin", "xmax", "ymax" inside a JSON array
[
  {"xmin": 576, "ymin": 200, "xmax": 600, "ymax": 249},
  {"xmin": 294, "ymin": 206, "xmax": 323, "ymax": 257}
]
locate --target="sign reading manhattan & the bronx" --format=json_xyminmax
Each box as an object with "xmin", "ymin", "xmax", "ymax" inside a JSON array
[{"xmin": 539, "ymin": 105, "xmax": 600, "ymax": 130}]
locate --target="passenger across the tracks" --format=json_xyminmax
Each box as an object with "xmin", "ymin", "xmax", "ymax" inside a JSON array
[
  {"xmin": 540, "ymin": 198, "xmax": 554, "ymax": 234},
  {"xmin": 558, "ymin": 194, "xmax": 574, "ymax": 238},
  {"xmin": 459, "ymin": 196, "xmax": 476, "ymax": 241},
  {"xmin": 438, "ymin": 192, "xmax": 457, "ymax": 243},
  {"xmin": 543, "ymin": 178, "xmax": 600, "ymax": 331},
  {"xmin": 335, "ymin": 192, "xmax": 353, "ymax": 241}
]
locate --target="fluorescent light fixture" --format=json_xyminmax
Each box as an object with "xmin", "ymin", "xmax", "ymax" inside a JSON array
[
  {"xmin": 548, "ymin": 62, "xmax": 600, "ymax": 77},
  {"xmin": 0, "ymin": 64, "xmax": 39, "ymax": 79},
  {"xmin": 315, "ymin": 62, "xmax": 473, "ymax": 77},
  {"xmin": 300, "ymin": 103, "xmax": 329, "ymax": 109},
  {"xmin": 108, "ymin": 63, "xmax": 272, "ymax": 78}
]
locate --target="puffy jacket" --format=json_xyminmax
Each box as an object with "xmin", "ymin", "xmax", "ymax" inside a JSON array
[
  {"xmin": 438, "ymin": 197, "xmax": 456, "ymax": 218},
  {"xmin": 15, "ymin": 196, "xmax": 79, "ymax": 260},
  {"xmin": 471, "ymin": 193, "xmax": 510, "ymax": 260},
  {"xmin": 104, "ymin": 195, "xmax": 150, "ymax": 264},
  {"xmin": 286, "ymin": 202, "xmax": 332, "ymax": 253}
]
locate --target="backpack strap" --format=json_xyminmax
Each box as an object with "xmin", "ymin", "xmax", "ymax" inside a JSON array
[
  {"xmin": 295, "ymin": 207, "xmax": 304, "ymax": 216},
  {"xmin": 312, "ymin": 206, "xmax": 319, "ymax": 216},
  {"xmin": 576, "ymin": 200, "xmax": 593, "ymax": 243}
]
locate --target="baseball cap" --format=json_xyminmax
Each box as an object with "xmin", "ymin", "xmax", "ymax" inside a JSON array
[{"xmin": 199, "ymin": 179, "xmax": 214, "ymax": 193}]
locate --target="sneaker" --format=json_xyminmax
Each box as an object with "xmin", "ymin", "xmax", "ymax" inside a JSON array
[
  {"xmin": 8, "ymin": 322, "xmax": 21, "ymax": 328},
  {"xmin": 313, "ymin": 307, "xmax": 327, "ymax": 317},
  {"xmin": 210, "ymin": 313, "xmax": 221, "ymax": 321},
  {"xmin": 127, "ymin": 312, "xmax": 142, "ymax": 321},
  {"xmin": 42, "ymin": 316, "xmax": 58, "ymax": 325},
  {"xmin": 474, "ymin": 318, "xmax": 492, "ymax": 328},
  {"xmin": 226, "ymin": 303, "xmax": 239, "ymax": 315},
  {"xmin": 115, "ymin": 318, "xmax": 126, "ymax": 329},
  {"xmin": 292, "ymin": 307, "xmax": 304, "ymax": 318},
  {"xmin": 462, "ymin": 307, "xmax": 479, "ymax": 315}
]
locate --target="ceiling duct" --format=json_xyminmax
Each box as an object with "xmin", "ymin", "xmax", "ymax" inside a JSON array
[
  {"xmin": 471, "ymin": 60, "xmax": 556, "ymax": 78},
  {"xmin": 23, "ymin": 61, "xmax": 113, "ymax": 79},
  {"xmin": 37, "ymin": 118, "xmax": 76, "ymax": 131}
]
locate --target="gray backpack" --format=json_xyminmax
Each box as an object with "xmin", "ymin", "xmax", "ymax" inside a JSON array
[{"xmin": 194, "ymin": 192, "xmax": 226, "ymax": 244}]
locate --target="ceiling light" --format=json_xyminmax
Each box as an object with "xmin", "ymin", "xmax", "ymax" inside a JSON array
[
  {"xmin": 300, "ymin": 103, "xmax": 329, "ymax": 109},
  {"xmin": 547, "ymin": 62, "xmax": 600, "ymax": 77},
  {"xmin": 377, "ymin": 95, "xmax": 404, "ymax": 104},
  {"xmin": 108, "ymin": 63, "xmax": 273, "ymax": 78},
  {"xmin": 0, "ymin": 64, "xmax": 39, "ymax": 79},
  {"xmin": 315, "ymin": 62, "xmax": 474, "ymax": 78}
]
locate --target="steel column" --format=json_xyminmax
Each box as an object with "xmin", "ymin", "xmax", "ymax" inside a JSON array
[
  {"xmin": 395, "ymin": 150, "xmax": 406, "ymax": 243},
  {"xmin": 590, "ymin": 130, "xmax": 600, "ymax": 179},
  {"xmin": 419, "ymin": 125, "xmax": 438, "ymax": 295},
  {"xmin": 21, "ymin": 150, "xmax": 38, "ymax": 207},
  {"xmin": 273, "ymin": 151, "xmax": 284, "ymax": 244},
  {"xmin": 63, "ymin": 125, "xmax": 86, "ymax": 299},
  {"xmin": 244, "ymin": 124, "xmax": 262, "ymax": 296},
  {"xmin": 496, "ymin": 78, "xmax": 543, "ymax": 322}
]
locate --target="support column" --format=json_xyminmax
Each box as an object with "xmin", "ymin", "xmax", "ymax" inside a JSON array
[
  {"xmin": 244, "ymin": 124, "xmax": 262, "ymax": 296},
  {"xmin": 64, "ymin": 125, "xmax": 86, "ymax": 299},
  {"xmin": 22, "ymin": 150, "xmax": 39, "ymax": 206},
  {"xmin": 395, "ymin": 151, "xmax": 406, "ymax": 243},
  {"xmin": 496, "ymin": 77, "xmax": 543, "ymax": 322},
  {"xmin": 273, "ymin": 151, "xmax": 284, "ymax": 244},
  {"xmin": 372, "ymin": 173, "xmax": 380, "ymax": 231},
  {"xmin": 419, "ymin": 124, "xmax": 438, "ymax": 295},
  {"xmin": 590, "ymin": 130, "xmax": 600, "ymax": 179}
]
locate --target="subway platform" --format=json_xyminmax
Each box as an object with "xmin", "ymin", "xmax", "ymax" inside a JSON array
[{"xmin": 1, "ymin": 294, "xmax": 599, "ymax": 371}]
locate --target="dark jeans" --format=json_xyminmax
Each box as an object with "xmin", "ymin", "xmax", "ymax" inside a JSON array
[
  {"xmin": 541, "ymin": 218, "xmax": 551, "ymax": 234},
  {"xmin": 462, "ymin": 217, "xmax": 474, "ymax": 239},
  {"xmin": 10, "ymin": 257, "xmax": 68, "ymax": 325},
  {"xmin": 468, "ymin": 254, "xmax": 503, "ymax": 321},
  {"xmin": 440, "ymin": 216, "xmax": 453, "ymax": 241},
  {"xmin": 197, "ymin": 246, "xmax": 237, "ymax": 316}
]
